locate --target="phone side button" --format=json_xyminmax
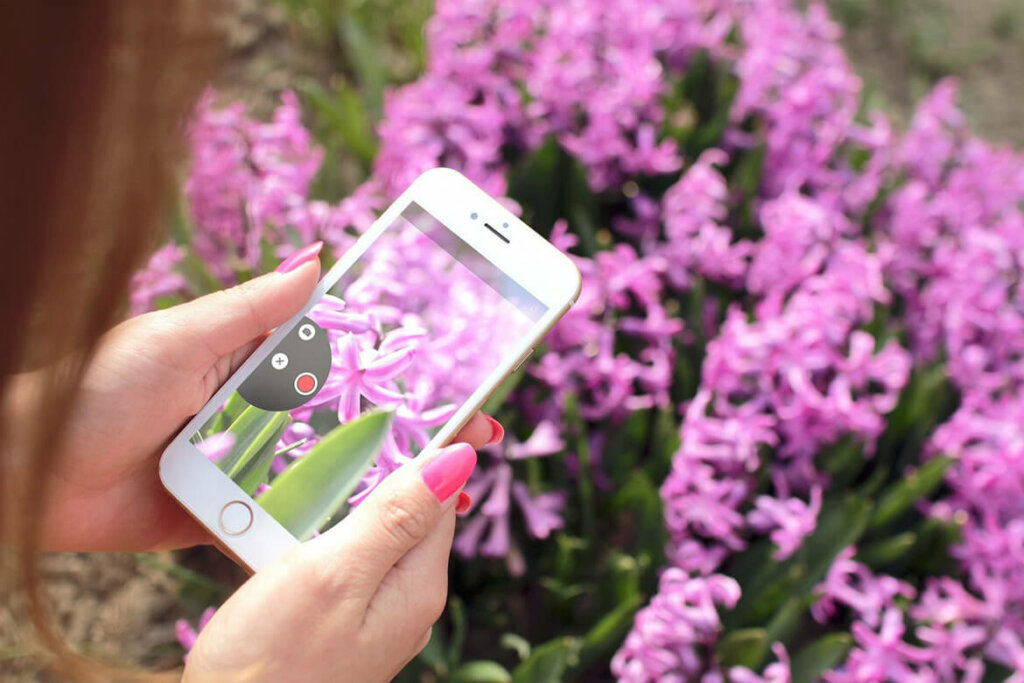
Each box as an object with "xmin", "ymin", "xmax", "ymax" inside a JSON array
[
  {"xmin": 512, "ymin": 348, "xmax": 534, "ymax": 373},
  {"xmin": 219, "ymin": 500, "xmax": 254, "ymax": 536}
]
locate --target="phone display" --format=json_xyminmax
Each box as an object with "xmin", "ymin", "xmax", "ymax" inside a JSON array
[{"xmin": 188, "ymin": 202, "xmax": 546, "ymax": 540}]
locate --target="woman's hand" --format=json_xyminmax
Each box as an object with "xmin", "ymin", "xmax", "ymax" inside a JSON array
[
  {"xmin": 28, "ymin": 246, "xmax": 501, "ymax": 552},
  {"xmin": 183, "ymin": 442, "xmax": 477, "ymax": 682}
]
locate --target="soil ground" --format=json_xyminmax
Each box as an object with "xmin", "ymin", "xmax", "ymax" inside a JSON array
[{"xmin": 831, "ymin": 0, "xmax": 1024, "ymax": 145}]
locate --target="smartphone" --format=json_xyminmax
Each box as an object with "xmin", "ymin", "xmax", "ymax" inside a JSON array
[{"xmin": 159, "ymin": 168, "xmax": 581, "ymax": 572}]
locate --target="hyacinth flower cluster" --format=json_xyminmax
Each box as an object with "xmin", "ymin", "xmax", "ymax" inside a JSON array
[{"xmin": 145, "ymin": 0, "xmax": 1024, "ymax": 678}]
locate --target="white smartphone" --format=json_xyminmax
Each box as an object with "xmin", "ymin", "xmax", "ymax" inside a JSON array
[{"xmin": 159, "ymin": 168, "xmax": 581, "ymax": 572}]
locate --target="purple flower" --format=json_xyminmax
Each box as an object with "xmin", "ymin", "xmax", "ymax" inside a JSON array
[
  {"xmin": 454, "ymin": 422, "xmax": 567, "ymax": 574},
  {"xmin": 661, "ymin": 149, "xmax": 750, "ymax": 290},
  {"xmin": 195, "ymin": 432, "xmax": 235, "ymax": 463},
  {"xmin": 730, "ymin": 644, "xmax": 792, "ymax": 683},
  {"xmin": 611, "ymin": 569, "xmax": 740, "ymax": 682},
  {"xmin": 536, "ymin": 225, "xmax": 684, "ymax": 422},
  {"xmin": 746, "ymin": 487, "xmax": 822, "ymax": 561},
  {"xmin": 825, "ymin": 609, "xmax": 935, "ymax": 683},
  {"xmin": 175, "ymin": 606, "xmax": 216, "ymax": 659},
  {"xmin": 185, "ymin": 90, "xmax": 327, "ymax": 279},
  {"xmin": 812, "ymin": 548, "xmax": 916, "ymax": 629},
  {"xmin": 130, "ymin": 243, "xmax": 187, "ymax": 314}
]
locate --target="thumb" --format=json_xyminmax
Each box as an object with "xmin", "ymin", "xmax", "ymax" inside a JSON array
[
  {"xmin": 310, "ymin": 442, "xmax": 477, "ymax": 603},
  {"xmin": 166, "ymin": 243, "xmax": 323, "ymax": 363}
]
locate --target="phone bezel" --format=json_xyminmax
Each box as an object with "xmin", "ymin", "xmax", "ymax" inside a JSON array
[{"xmin": 159, "ymin": 168, "xmax": 582, "ymax": 572}]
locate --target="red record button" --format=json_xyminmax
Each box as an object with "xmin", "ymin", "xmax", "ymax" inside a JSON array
[{"xmin": 294, "ymin": 372, "xmax": 318, "ymax": 396}]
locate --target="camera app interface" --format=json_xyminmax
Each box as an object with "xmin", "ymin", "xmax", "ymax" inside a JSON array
[{"xmin": 190, "ymin": 203, "xmax": 545, "ymax": 539}]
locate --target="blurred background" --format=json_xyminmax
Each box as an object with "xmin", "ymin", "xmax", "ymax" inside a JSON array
[{"xmin": 1, "ymin": 0, "xmax": 1021, "ymax": 679}]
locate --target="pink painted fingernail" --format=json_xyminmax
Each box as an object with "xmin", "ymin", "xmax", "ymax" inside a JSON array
[
  {"xmin": 276, "ymin": 241, "xmax": 323, "ymax": 273},
  {"xmin": 421, "ymin": 443, "xmax": 477, "ymax": 503},
  {"xmin": 456, "ymin": 492, "xmax": 472, "ymax": 515},
  {"xmin": 484, "ymin": 415, "xmax": 504, "ymax": 445}
]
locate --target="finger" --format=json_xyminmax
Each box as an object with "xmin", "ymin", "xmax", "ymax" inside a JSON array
[
  {"xmin": 165, "ymin": 252, "xmax": 321, "ymax": 365},
  {"xmin": 308, "ymin": 442, "xmax": 476, "ymax": 603},
  {"xmin": 363, "ymin": 501, "xmax": 456, "ymax": 639},
  {"xmin": 453, "ymin": 412, "xmax": 503, "ymax": 449}
]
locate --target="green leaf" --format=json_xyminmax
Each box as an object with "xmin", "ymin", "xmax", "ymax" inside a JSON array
[
  {"xmin": 539, "ymin": 577, "xmax": 587, "ymax": 603},
  {"xmin": 790, "ymin": 633, "xmax": 853, "ymax": 683},
  {"xmin": 511, "ymin": 638, "xmax": 580, "ymax": 683},
  {"xmin": 613, "ymin": 472, "xmax": 666, "ymax": 566},
  {"xmin": 869, "ymin": 456, "xmax": 952, "ymax": 529},
  {"xmin": 763, "ymin": 596, "xmax": 805, "ymax": 653},
  {"xmin": 274, "ymin": 438, "xmax": 309, "ymax": 458},
  {"xmin": 608, "ymin": 552, "xmax": 648, "ymax": 605},
  {"xmin": 678, "ymin": 50, "xmax": 740, "ymax": 157},
  {"xmin": 337, "ymin": 12, "xmax": 387, "ymax": 120},
  {"xmin": 298, "ymin": 81, "xmax": 378, "ymax": 167},
  {"xmin": 448, "ymin": 596, "xmax": 468, "ymax": 669},
  {"xmin": 217, "ymin": 406, "xmax": 290, "ymax": 475},
  {"xmin": 717, "ymin": 629, "xmax": 767, "ymax": 670},
  {"xmin": 981, "ymin": 662, "xmax": 1015, "ymax": 683},
  {"xmin": 728, "ymin": 495, "xmax": 872, "ymax": 629},
  {"xmin": 506, "ymin": 139, "xmax": 601, "ymax": 254},
  {"xmin": 731, "ymin": 144, "xmax": 766, "ymax": 205},
  {"xmin": 796, "ymin": 494, "xmax": 873, "ymax": 594},
  {"xmin": 906, "ymin": 517, "xmax": 962, "ymax": 576},
  {"xmin": 822, "ymin": 437, "xmax": 866, "ymax": 490},
  {"xmin": 501, "ymin": 634, "xmax": 532, "ymax": 662},
  {"xmin": 417, "ymin": 627, "xmax": 449, "ymax": 676},
  {"xmin": 258, "ymin": 410, "xmax": 394, "ymax": 540},
  {"xmin": 179, "ymin": 249, "xmax": 226, "ymax": 296},
  {"xmin": 857, "ymin": 532, "xmax": 917, "ymax": 569},
  {"xmin": 229, "ymin": 413, "xmax": 290, "ymax": 495},
  {"xmin": 507, "ymin": 139, "xmax": 567, "ymax": 239},
  {"xmin": 450, "ymin": 661, "xmax": 513, "ymax": 683},
  {"xmin": 213, "ymin": 391, "xmax": 250, "ymax": 433},
  {"xmin": 565, "ymin": 156, "xmax": 602, "ymax": 256}
]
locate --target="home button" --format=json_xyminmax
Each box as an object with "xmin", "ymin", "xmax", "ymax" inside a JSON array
[{"xmin": 219, "ymin": 501, "xmax": 253, "ymax": 536}]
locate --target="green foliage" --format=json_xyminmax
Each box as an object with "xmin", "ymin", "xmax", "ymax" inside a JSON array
[
  {"xmin": 869, "ymin": 456, "xmax": 952, "ymax": 530},
  {"xmin": 790, "ymin": 633, "xmax": 853, "ymax": 683},
  {"xmin": 512, "ymin": 638, "xmax": 580, "ymax": 683},
  {"xmin": 717, "ymin": 628, "xmax": 768, "ymax": 669},
  {"xmin": 507, "ymin": 140, "xmax": 602, "ymax": 254},
  {"xmin": 214, "ymin": 404, "xmax": 292, "ymax": 476},
  {"xmin": 672, "ymin": 50, "xmax": 741, "ymax": 159},
  {"xmin": 228, "ymin": 413, "xmax": 290, "ymax": 495},
  {"xmin": 273, "ymin": 0, "xmax": 433, "ymax": 200},
  {"xmin": 258, "ymin": 409, "xmax": 394, "ymax": 539},
  {"xmin": 450, "ymin": 661, "xmax": 513, "ymax": 683}
]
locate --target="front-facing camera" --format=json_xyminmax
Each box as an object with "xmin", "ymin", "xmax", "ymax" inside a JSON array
[{"xmin": 470, "ymin": 212, "xmax": 479, "ymax": 220}]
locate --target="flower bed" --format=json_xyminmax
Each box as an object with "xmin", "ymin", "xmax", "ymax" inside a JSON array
[{"xmin": 141, "ymin": 0, "xmax": 1024, "ymax": 679}]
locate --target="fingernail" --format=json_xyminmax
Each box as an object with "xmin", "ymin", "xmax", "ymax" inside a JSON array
[
  {"xmin": 456, "ymin": 492, "xmax": 472, "ymax": 515},
  {"xmin": 421, "ymin": 443, "xmax": 477, "ymax": 503},
  {"xmin": 484, "ymin": 415, "xmax": 504, "ymax": 445},
  {"xmin": 276, "ymin": 241, "xmax": 324, "ymax": 273}
]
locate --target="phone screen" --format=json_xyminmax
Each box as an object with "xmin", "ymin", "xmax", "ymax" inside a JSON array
[{"xmin": 190, "ymin": 202, "xmax": 546, "ymax": 539}]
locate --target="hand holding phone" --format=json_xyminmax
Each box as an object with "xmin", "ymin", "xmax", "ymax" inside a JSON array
[
  {"xmin": 160, "ymin": 169, "xmax": 581, "ymax": 571},
  {"xmin": 20, "ymin": 261, "xmax": 322, "ymax": 553},
  {"xmin": 182, "ymin": 438, "xmax": 484, "ymax": 681}
]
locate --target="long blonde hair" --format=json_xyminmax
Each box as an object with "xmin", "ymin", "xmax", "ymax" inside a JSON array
[{"xmin": 0, "ymin": 2, "xmax": 220, "ymax": 678}]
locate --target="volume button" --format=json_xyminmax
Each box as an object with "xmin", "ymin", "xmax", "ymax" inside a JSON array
[{"xmin": 512, "ymin": 348, "xmax": 534, "ymax": 373}]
